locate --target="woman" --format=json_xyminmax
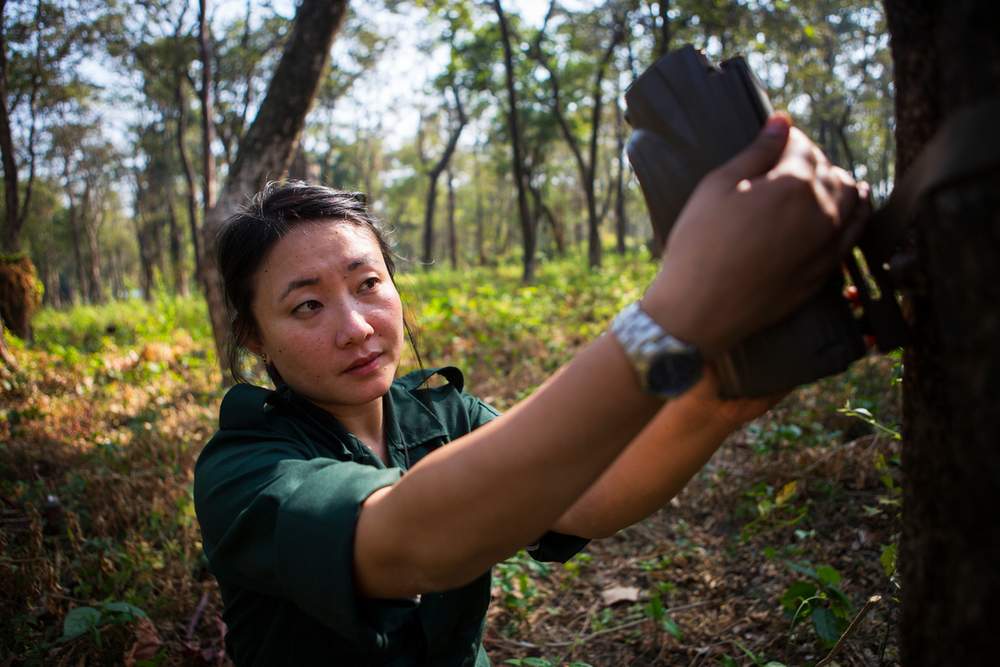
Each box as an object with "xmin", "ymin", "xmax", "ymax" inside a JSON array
[{"xmin": 194, "ymin": 114, "xmax": 867, "ymax": 665}]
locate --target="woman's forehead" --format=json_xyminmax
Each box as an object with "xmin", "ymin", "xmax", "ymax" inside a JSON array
[
  {"xmin": 273, "ymin": 221, "xmax": 381, "ymax": 262},
  {"xmin": 255, "ymin": 221, "xmax": 386, "ymax": 287}
]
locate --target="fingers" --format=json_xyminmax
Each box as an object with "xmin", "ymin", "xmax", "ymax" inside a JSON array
[
  {"xmin": 821, "ymin": 165, "xmax": 860, "ymax": 225},
  {"xmin": 837, "ymin": 180, "xmax": 871, "ymax": 257},
  {"xmin": 713, "ymin": 112, "xmax": 791, "ymax": 185}
]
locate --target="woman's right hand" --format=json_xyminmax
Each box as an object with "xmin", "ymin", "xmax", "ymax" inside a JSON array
[{"xmin": 641, "ymin": 113, "xmax": 869, "ymax": 355}]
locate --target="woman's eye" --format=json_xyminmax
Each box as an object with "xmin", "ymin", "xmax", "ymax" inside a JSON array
[
  {"xmin": 360, "ymin": 277, "xmax": 379, "ymax": 292},
  {"xmin": 293, "ymin": 299, "xmax": 322, "ymax": 314}
]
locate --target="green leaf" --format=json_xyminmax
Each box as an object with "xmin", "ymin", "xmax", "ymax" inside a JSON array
[
  {"xmin": 815, "ymin": 565, "xmax": 842, "ymax": 587},
  {"xmin": 645, "ymin": 594, "xmax": 665, "ymax": 622},
  {"xmin": 661, "ymin": 613, "xmax": 683, "ymax": 641},
  {"xmin": 102, "ymin": 601, "xmax": 147, "ymax": 620},
  {"xmin": 61, "ymin": 606, "xmax": 101, "ymax": 641},
  {"xmin": 811, "ymin": 606, "xmax": 841, "ymax": 644},
  {"xmin": 785, "ymin": 560, "xmax": 817, "ymax": 580},
  {"xmin": 780, "ymin": 581, "xmax": 817, "ymax": 615},
  {"xmin": 880, "ymin": 543, "xmax": 898, "ymax": 577}
]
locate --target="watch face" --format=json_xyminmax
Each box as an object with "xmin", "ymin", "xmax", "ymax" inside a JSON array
[{"xmin": 648, "ymin": 349, "xmax": 703, "ymax": 396}]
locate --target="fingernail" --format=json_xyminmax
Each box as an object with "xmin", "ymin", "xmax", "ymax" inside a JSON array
[{"xmin": 764, "ymin": 116, "xmax": 789, "ymax": 137}]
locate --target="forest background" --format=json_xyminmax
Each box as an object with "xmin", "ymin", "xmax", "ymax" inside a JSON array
[{"xmin": 0, "ymin": 0, "xmax": 918, "ymax": 665}]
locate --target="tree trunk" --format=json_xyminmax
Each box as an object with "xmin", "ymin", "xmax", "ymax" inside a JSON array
[
  {"xmin": 200, "ymin": 0, "xmax": 349, "ymax": 380},
  {"xmin": 167, "ymin": 196, "xmax": 188, "ymax": 296},
  {"xmin": 67, "ymin": 190, "xmax": 88, "ymax": 303},
  {"xmin": 421, "ymin": 85, "xmax": 466, "ymax": 269},
  {"xmin": 534, "ymin": 19, "xmax": 623, "ymax": 269},
  {"xmin": 0, "ymin": 0, "xmax": 21, "ymax": 253},
  {"xmin": 657, "ymin": 0, "xmax": 670, "ymax": 58},
  {"xmin": 528, "ymin": 183, "xmax": 564, "ymax": 257},
  {"xmin": 494, "ymin": 0, "xmax": 536, "ymax": 283},
  {"xmin": 885, "ymin": 2, "xmax": 1000, "ymax": 665},
  {"xmin": 422, "ymin": 171, "xmax": 439, "ymax": 267},
  {"xmin": 474, "ymin": 152, "xmax": 486, "ymax": 266},
  {"xmin": 614, "ymin": 74, "xmax": 628, "ymax": 255},
  {"xmin": 84, "ymin": 211, "xmax": 104, "ymax": 304},
  {"xmin": 446, "ymin": 165, "xmax": 457, "ymax": 270},
  {"xmin": 175, "ymin": 75, "xmax": 202, "ymax": 284},
  {"xmin": 198, "ymin": 0, "xmax": 217, "ymax": 217}
]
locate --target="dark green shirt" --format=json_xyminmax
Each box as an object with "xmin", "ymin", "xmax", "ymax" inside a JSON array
[{"xmin": 194, "ymin": 367, "xmax": 587, "ymax": 667}]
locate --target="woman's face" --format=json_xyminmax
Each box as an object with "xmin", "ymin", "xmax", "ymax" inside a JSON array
[{"xmin": 248, "ymin": 220, "xmax": 404, "ymax": 413}]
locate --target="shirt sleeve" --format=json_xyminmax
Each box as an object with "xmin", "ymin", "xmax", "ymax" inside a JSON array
[
  {"xmin": 459, "ymin": 393, "xmax": 591, "ymax": 564},
  {"xmin": 194, "ymin": 431, "xmax": 404, "ymax": 648}
]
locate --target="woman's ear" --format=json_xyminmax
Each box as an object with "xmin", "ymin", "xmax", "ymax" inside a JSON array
[{"xmin": 244, "ymin": 331, "xmax": 265, "ymax": 359}]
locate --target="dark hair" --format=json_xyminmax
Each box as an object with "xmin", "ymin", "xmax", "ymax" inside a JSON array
[{"xmin": 216, "ymin": 180, "xmax": 420, "ymax": 384}]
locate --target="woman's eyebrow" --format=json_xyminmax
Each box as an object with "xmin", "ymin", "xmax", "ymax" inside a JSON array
[
  {"xmin": 345, "ymin": 255, "xmax": 376, "ymax": 272},
  {"xmin": 279, "ymin": 277, "xmax": 319, "ymax": 302}
]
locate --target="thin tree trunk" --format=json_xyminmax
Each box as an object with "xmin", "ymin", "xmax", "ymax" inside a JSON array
[
  {"xmin": 198, "ymin": 0, "xmax": 217, "ymax": 216},
  {"xmin": 657, "ymin": 0, "xmax": 670, "ymax": 57},
  {"xmin": 528, "ymin": 183, "xmax": 564, "ymax": 257},
  {"xmin": 83, "ymin": 191, "xmax": 104, "ymax": 303},
  {"xmin": 67, "ymin": 189, "xmax": 87, "ymax": 303},
  {"xmin": 421, "ymin": 87, "xmax": 466, "ymax": 268},
  {"xmin": 200, "ymin": 0, "xmax": 349, "ymax": 380},
  {"xmin": 885, "ymin": 2, "xmax": 1000, "ymax": 665},
  {"xmin": 533, "ymin": 17, "xmax": 623, "ymax": 269},
  {"xmin": 0, "ymin": 0, "xmax": 20, "ymax": 253},
  {"xmin": 614, "ymin": 73, "xmax": 628, "ymax": 254},
  {"xmin": 474, "ymin": 152, "xmax": 486, "ymax": 265},
  {"xmin": 175, "ymin": 76, "xmax": 202, "ymax": 285},
  {"xmin": 422, "ymin": 172, "xmax": 439, "ymax": 267},
  {"xmin": 494, "ymin": 0, "xmax": 536, "ymax": 283},
  {"xmin": 446, "ymin": 164, "xmax": 457, "ymax": 270},
  {"xmin": 167, "ymin": 195, "xmax": 188, "ymax": 295}
]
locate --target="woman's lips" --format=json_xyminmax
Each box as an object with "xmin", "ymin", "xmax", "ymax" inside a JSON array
[{"xmin": 344, "ymin": 352, "xmax": 382, "ymax": 376}]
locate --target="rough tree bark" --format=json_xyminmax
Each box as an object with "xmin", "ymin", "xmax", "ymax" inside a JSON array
[
  {"xmin": 200, "ymin": 0, "xmax": 349, "ymax": 380},
  {"xmin": 494, "ymin": 0, "xmax": 536, "ymax": 283},
  {"xmin": 884, "ymin": 2, "xmax": 1000, "ymax": 665}
]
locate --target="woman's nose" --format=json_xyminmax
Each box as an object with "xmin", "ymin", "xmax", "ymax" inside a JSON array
[{"xmin": 335, "ymin": 306, "xmax": 375, "ymax": 348}]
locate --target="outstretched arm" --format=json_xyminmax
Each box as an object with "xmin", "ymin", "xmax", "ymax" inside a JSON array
[
  {"xmin": 354, "ymin": 115, "xmax": 865, "ymax": 599},
  {"xmin": 552, "ymin": 368, "xmax": 780, "ymax": 539}
]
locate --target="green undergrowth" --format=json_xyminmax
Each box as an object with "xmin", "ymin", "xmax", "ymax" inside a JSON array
[
  {"xmin": 32, "ymin": 292, "xmax": 213, "ymax": 355},
  {"xmin": 396, "ymin": 252, "xmax": 656, "ymax": 408}
]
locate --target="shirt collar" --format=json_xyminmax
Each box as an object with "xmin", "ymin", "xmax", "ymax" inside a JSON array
[
  {"xmin": 267, "ymin": 379, "xmax": 449, "ymax": 453},
  {"xmin": 384, "ymin": 380, "xmax": 449, "ymax": 451}
]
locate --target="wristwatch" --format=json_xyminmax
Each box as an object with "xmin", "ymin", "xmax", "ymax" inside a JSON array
[{"xmin": 610, "ymin": 301, "xmax": 703, "ymax": 398}]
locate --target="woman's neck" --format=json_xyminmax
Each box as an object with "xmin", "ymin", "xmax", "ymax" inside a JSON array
[{"xmin": 322, "ymin": 398, "xmax": 388, "ymax": 464}]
